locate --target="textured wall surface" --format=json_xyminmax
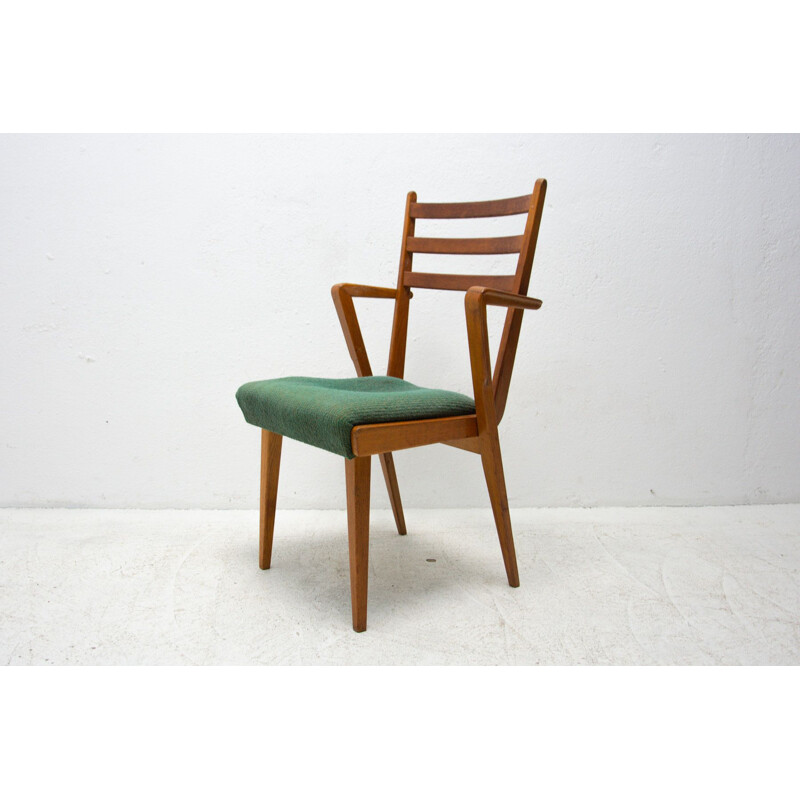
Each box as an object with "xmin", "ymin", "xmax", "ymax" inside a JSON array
[{"xmin": 1, "ymin": 134, "xmax": 798, "ymax": 509}]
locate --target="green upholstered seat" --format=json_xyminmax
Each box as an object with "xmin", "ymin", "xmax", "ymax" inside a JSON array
[{"xmin": 236, "ymin": 375, "xmax": 476, "ymax": 459}]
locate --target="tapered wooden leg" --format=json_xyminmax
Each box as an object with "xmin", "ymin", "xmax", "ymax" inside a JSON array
[
  {"xmin": 379, "ymin": 452, "xmax": 407, "ymax": 535},
  {"xmin": 480, "ymin": 432, "xmax": 520, "ymax": 587},
  {"xmin": 259, "ymin": 429, "xmax": 282, "ymax": 570},
  {"xmin": 345, "ymin": 455, "xmax": 371, "ymax": 632}
]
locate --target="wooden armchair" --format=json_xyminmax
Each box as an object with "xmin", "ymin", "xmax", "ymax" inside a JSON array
[{"xmin": 236, "ymin": 179, "xmax": 547, "ymax": 631}]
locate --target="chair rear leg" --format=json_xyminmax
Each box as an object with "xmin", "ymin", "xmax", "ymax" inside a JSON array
[
  {"xmin": 379, "ymin": 452, "xmax": 407, "ymax": 535},
  {"xmin": 480, "ymin": 432, "xmax": 520, "ymax": 587},
  {"xmin": 259, "ymin": 429, "xmax": 282, "ymax": 570},
  {"xmin": 345, "ymin": 455, "xmax": 371, "ymax": 632}
]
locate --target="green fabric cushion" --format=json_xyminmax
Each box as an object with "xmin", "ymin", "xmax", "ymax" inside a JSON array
[{"xmin": 236, "ymin": 375, "xmax": 476, "ymax": 459}]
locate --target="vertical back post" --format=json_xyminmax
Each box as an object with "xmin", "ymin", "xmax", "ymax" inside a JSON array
[
  {"xmin": 491, "ymin": 179, "xmax": 547, "ymax": 422},
  {"xmin": 387, "ymin": 191, "xmax": 416, "ymax": 378}
]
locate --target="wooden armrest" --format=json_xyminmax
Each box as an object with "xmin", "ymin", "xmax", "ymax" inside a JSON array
[
  {"xmin": 332, "ymin": 283, "xmax": 398, "ymax": 300},
  {"xmin": 465, "ymin": 285, "xmax": 542, "ymax": 311},
  {"xmin": 464, "ymin": 286, "xmax": 542, "ymax": 429},
  {"xmin": 332, "ymin": 283, "xmax": 400, "ymax": 377}
]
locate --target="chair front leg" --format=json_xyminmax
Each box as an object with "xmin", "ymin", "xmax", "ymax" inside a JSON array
[
  {"xmin": 345, "ymin": 455, "xmax": 371, "ymax": 632},
  {"xmin": 259, "ymin": 429, "xmax": 282, "ymax": 569}
]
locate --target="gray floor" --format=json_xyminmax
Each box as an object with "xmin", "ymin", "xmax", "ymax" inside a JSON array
[{"xmin": 1, "ymin": 505, "xmax": 798, "ymax": 665}]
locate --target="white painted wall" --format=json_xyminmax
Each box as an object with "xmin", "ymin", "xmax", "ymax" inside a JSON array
[{"xmin": 1, "ymin": 134, "xmax": 798, "ymax": 509}]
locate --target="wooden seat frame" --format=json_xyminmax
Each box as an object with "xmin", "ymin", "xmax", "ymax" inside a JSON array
[{"xmin": 257, "ymin": 179, "xmax": 547, "ymax": 631}]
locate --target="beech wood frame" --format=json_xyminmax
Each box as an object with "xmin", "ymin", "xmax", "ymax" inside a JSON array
[{"xmin": 257, "ymin": 179, "xmax": 547, "ymax": 631}]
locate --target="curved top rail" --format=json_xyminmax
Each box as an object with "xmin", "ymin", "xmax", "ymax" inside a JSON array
[{"xmin": 409, "ymin": 194, "xmax": 531, "ymax": 219}]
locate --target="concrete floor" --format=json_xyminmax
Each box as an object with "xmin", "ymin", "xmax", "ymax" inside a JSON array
[{"xmin": 1, "ymin": 505, "xmax": 798, "ymax": 665}]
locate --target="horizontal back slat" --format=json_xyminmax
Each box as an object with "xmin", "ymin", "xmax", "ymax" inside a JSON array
[
  {"xmin": 403, "ymin": 273, "xmax": 517, "ymax": 292},
  {"xmin": 410, "ymin": 195, "xmax": 531, "ymax": 219},
  {"xmin": 406, "ymin": 235, "xmax": 523, "ymax": 255}
]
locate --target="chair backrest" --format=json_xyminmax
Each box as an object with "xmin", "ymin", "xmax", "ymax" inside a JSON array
[{"xmin": 387, "ymin": 178, "xmax": 547, "ymax": 422}]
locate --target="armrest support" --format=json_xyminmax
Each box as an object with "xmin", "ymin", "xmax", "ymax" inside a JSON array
[
  {"xmin": 464, "ymin": 286, "xmax": 542, "ymax": 430},
  {"xmin": 331, "ymin": 283, "xmax": 399, "ymax": 376}
]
